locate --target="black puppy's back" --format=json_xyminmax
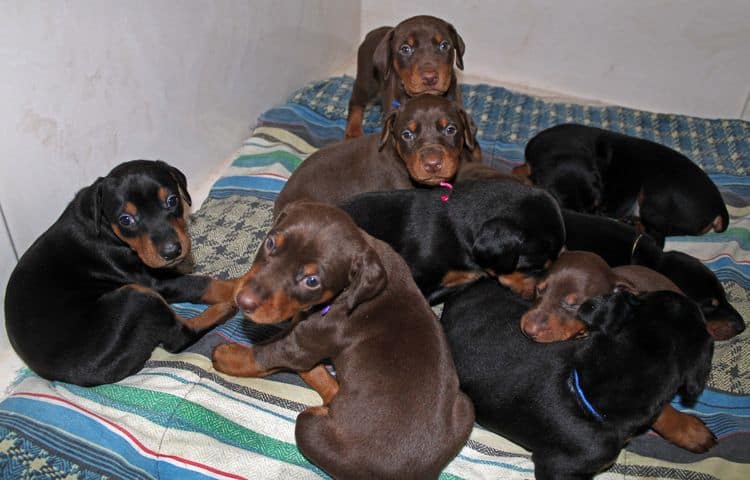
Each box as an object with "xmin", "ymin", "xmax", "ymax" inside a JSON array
[{"xmin": 342, "ymin": 179, "xmax": 565, "ymax": 303}]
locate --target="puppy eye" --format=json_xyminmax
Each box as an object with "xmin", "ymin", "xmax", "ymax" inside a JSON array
[
  {"xmin": 118, "ymin": 214, "xmax": 136, "ymax": 227},
  {"xmin": 439, "ymin": 40, "xmax": 450, "ymax": 52},
  {"xmin": 401, "ymin": 130, "xmax": 416, "ymax": 141},
  {"xmin": 535, "ymin": 283, "xmax": 547, "ymax": 296},
  {"xmin": 265, "ymin": 236, "xmax": 275, "ymax": 251},
  {"xmin": 399, "ymin": 44, "xmax": 413, "ymax": 55},
  {"xmin": 444, "ymin": 124, "xmax": 458, "ymax": 136},
  {"xmin": 165, "ymin": 194, "xmax": 179, "ymax": 208},
  {"xmin": 302, "ymin": 275, "xmax": 321, "ymax": 289}
]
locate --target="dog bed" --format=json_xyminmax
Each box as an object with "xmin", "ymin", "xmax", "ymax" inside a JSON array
[{"xmin": 0, "ymin": 76, "xmax": 748, "ymax": 479}]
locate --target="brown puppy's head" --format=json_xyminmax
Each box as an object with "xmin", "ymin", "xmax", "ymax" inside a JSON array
[
  {"xmin": 379, "ymin": 94, "xmax": 476, "ymax": 185},
  {"xmin": 233, "ymin": 202, "xmax": 386, "ymax": 324},
  {"xmin": 96, "ymin": 160, "xmax": 192, "ymax": 269},
  {"xmin": 520, "ymin": 251, "xmax": 635, "ymax": 342},
  {"xmin": 374, "ymin": 15, "xmax": 465, "ymax": 96}
]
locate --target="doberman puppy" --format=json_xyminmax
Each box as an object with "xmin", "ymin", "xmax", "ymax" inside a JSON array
[
  {"xmin": 275, "ymin": 94, "xmax": 478, "ymax": 217},
  {"xmin": 563, "ymin": 209, "xmax": 745, "ymax": 340},
  {"xmin": 345, "ymin": 15, "xmax": 465, "ymax": 139},
  {"xmin": 520, "ymin": 250, "xmax": 681, "ymax": 342},
  {"xmin": 441, "ymin": 280, "xmax": 715, "ymax": 479},
  {"xmin": 341, "ymin": 178, "xmax": 565, "ymax": 303},
  {"xmin": 212, "ymin": 202, "xmax": 474, "ymax": 480},
  {"xmin": 4, "ymin": 160, "xmax": 237, "ymax": 386},
  {"xmin": 514, "ymin": 123, "xmax": 729, "ymax": 244}
]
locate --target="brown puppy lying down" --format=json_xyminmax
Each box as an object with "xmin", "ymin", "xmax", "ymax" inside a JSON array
[
  {"xmin": 212, "ymin": 201, "xmax": 474, "ymax": 480},
  {"xmin": 274, "ymin": 94, "xmax": 478, "ymax": 217},
  {"xmin": 520, "ymin": 250, "xmax": 680, "ymax": 342},
  {"xmin": 519, "ymin": 250, "xmax": 716, "ymax": 453},
  {"xmin": 345, "ymin": 15, "xmax": 465, "ymax": 139}
]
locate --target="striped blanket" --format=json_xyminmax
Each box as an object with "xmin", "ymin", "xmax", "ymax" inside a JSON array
[{"xmin": 1, "ymin": 77, "xmax": 748, "ymax": 479}]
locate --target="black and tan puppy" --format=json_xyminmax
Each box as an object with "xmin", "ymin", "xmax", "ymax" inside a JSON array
[
  {"xmin": 212, "ymin": 202, "xmax": 474, "ymax": 480},
  {"xmin": 275, "ymin": 94, "xmax": 477, "ymax": 217},
  {"xmin": 345, "ymin": 15, "xmax": 465, "ymax": 139},
  {"xmin": 341, "ymin": 179, "xmax": 565, "ymax": 303},
  {"xmin": 441, "ymin": 280, "xmax": 715, "ymax": 479},
  {"xmin": 4, "ymin": 160, "xmax": 237, "ymax": 386},
  {"xmin": 563, "ymin": 209, "xmax": 745, "ymax": 340},
  {"xmin": 514, "ymin": 123, "xmax": 729, "ymax": 244}
]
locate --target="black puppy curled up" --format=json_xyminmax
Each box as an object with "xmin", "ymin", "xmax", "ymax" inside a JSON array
[
  {"xmin": 4, "ymin": 160, "xmax": 237, "ymax": 386},
  {"xmin": 440, "ymin": 280, "xmax": 714, "ymax": 479},
  {"xmin": 519, "ymin": 123, "xmax": 729, "ymax": 244},
  {"xmin": 341, "ymin": 178, "xmax": 565, "ymax": 303}
]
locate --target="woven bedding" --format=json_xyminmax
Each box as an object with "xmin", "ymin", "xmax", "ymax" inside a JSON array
[{"xmin": 1, "ymin": 76, "xmax": 748, "ymax": 479}]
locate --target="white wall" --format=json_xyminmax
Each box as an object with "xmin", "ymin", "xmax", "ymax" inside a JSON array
[
  {"xmin": 0, "ymin": 0, "xmax": 359, "ymax": 256},
  {"xmin": 361, "ymin": 0, "xmax": 750, "ymax": 120},
  {"xmin": 0, "ymin": 0, "xmax": 359, "ymax": 380}
]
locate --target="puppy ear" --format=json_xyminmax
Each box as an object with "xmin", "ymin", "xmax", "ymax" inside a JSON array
[
  {"xmin": 373, "ymin": 28, "xmax": 395, "ymax": 80},
  {"xmin": 346, "ymin": 246, "xmax": 387, "ymax": 312},
  {"xmin": 472, "ymin": 218, "xmax": 521, "ymax": 273},
  {"xmin": 448, "ymin": 23, "xmax": 465, "ymax": 70},
  {"xmin": 458, "ymin": 108, "xmax": 477, "ymax": 152},
  {"xmin": 159, "ymin": 161, "xmax": 192, "ymax": 206},
  {"xmin": 378, "ymin": 110, "xmax": 398, "ymax": 152},
  {"xmin": 679, "ymin": 338, "xmax": 714, "ymax": 406},
  {"xmin": 92, "ymin": 178, "xmax": 106, "ymax": 235}
]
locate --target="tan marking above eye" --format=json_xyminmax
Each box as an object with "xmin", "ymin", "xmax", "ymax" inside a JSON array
[
  {"xmin": 407, "ymin": 120, "xmax": 417, "ymax": 132},
  {"xmin": 158, "ymin": 187, "xmax": 168, "ymax": 202},
  {"xmin": 711, "ymin": 298, "xmax": 720, "ymax": 307},
  {"xmin": 434, "ymin": 33, "xmax": 443, "ymax": 44},
  {"xmin": 303, "ymin": 263, "xmax": 319, "ymax": 277},
  {"xmin": 123, "ymin": 202, "xmax": 137, "ymax": 216},
  {"xmin": 438, "ymin": 117, "xmax": 450, "ymax": 129}
]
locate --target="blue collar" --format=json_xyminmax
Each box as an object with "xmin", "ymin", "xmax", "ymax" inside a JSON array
[
  {"xmin": 569, "ymin": 369, "xmax": 605, "ymax": 422},
  {"xmin": 391, "ymin": 100, "xmax": 401, "ymax": 108}
]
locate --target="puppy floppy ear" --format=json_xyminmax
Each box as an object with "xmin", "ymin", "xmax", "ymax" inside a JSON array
[
  {"xmin": 346, "ymin": 246, "xmax": 387, "ymax": 312},
  {"xmin": 373, "ymin": 28, "xmax": 395, "ymax": 80},
  {"xmin": 471, "ymin": 218, "xmax": 521, "ymax": 273},
  {"xmin": 91, "ymin": 178, "xmax": 106, "ymax": 235},
  {"xmin": 378, "ymin": 110, "xmax": 398, "ymax": 152},
  {"xmin": 679, "ymin": 338, "xmax": 714, "ymax": 406},
  {"xmin": 458, "ymin": 108, "xmax": 477, "ymax": 152},
  {"xmin": 448, "ymin": 23, "xmax": 465, "ymax": 70},
  {"xmin": 158, "ymin": 160, "xmax": 192, "ymax": 206}
]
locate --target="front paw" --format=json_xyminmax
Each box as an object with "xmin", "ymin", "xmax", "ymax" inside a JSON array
[
  {"xmin": 498, "ymin": 272, "xmax": 538, "ymax": 300},
  {"xmin": 676, "ymin": 416, "xmax": 717, "ymax": 453},
  {"xmin": 212, "ymin": 343, "xmax": 263, "ymax": 377}
]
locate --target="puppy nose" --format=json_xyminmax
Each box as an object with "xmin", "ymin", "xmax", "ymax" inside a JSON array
[
  {"xmin": 422, "ymin": 71, "xmax": 438, "ymax": 86},
  {"xmin": 236, "ymin": 287, "xmax": 260, "ymax": 314},
  {"xmin": 160, "ymin": 242, "xmax": 182, "ymax": 261},
  {"xmin": 520, "ymin": 311, "xmax": 545, "ymax": 338},
  {"xmin": 423, "ymin": 158, "xmax": 443, "ymax": 174}
]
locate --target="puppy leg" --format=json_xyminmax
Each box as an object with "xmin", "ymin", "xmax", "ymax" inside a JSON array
[
  {"xmin": 652, "ymin": 404, "xmax": 716, "ymax": 453},
  {"xmin": 299, "ymin": 364, "xmax": 339, "ymax": 406},
  {"xmin": 345, "ymin": 103, "xmax": 365, "ymax": 139},
  {"xmin": 213, "ymin": 313, "xmax": 337, "ymax": 378},
  {"xmin": 153, "ymin": 275, "xmax": 239, "ymax": 305},
  {"xmin": 498, "ymin": 271, "xmax": 539, "ymax": 300}
]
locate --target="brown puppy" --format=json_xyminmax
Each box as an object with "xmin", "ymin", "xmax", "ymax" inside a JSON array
[
  {"xmin": 212, "ymin": 202, "xmax": 474, "ymax": 480},
  {"xmin": 345, "ymin": 15, "xmax": 464, "ymax": 139},
  {"xmin": 520, "ymin": 250, "xmax": 680, "ymax": 342},
  {"xmin": 274, "ymin": 94, "xmax": 477, "ymax": 217},
  {"xmin": 519, "ymin": 250, "xmax": 716, "ymax": 453}
]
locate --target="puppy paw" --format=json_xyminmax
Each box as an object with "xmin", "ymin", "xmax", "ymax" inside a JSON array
[
  {"xmin": 212, "ymin": 343, "xmax": 262, "ymax": 377},
  {"xmin": 662, "ymin": 413, "xmax": 717, "ymax": 453}
]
